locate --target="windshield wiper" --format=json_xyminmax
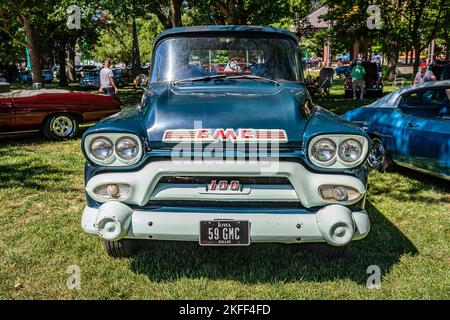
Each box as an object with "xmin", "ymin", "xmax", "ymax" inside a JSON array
[
  {"xmin": 172, "ymin": 74, "xmax": 227, "ymax": 84},
  {"xmin": 172, "ymin": 74, "xmax": 280, "ymax": 85},
  {"xmin": 225, "ymin": 75, "xmax": 280, "ymax": 85}
]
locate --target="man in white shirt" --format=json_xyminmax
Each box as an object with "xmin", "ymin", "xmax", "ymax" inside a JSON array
[
  {"xmin": 413, "ymin": 66, "xmax": 436, "ymax": 84},
  {"xmin": 99, "ymin": 59, "xmax": 118, "ymax": 95}
]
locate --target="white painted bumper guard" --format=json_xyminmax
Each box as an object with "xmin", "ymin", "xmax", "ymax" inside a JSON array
[{"xmin": 82, "ymin": 161, "xmax": 370, "ymax": 246}]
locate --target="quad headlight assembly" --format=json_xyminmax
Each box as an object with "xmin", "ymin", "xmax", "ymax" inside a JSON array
[
  {"xmin": 308, "ymin": 134, "xmax": 369, "ymax": 169},
  {"xmin": 84, "ymin": 133, "xmax": 143, "ymax": 166}
]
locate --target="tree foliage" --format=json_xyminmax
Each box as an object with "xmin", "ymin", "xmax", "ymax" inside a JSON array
[
  {"xmin": 0, "ymin": 0, "xmax": 449, "ymax": 84},
  {"xmin": 91, "ymin": 16, "xmax": 163, "ymax": 64}
]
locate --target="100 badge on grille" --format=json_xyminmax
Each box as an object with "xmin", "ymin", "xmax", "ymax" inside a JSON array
[{"xmin": 199, "ymin": 220, "xmax": 250, "ymax": 246}]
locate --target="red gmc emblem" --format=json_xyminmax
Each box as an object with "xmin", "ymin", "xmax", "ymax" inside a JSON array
[
  {"xmin": 207, "ymin": 180, "xmax": 240, "ymax": 191},
  {"xmin": 163, "ymin": 128, "xmax": 288, "ymax": 143}
]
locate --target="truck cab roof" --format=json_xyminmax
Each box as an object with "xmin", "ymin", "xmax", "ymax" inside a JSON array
[{"xmin": 153, "ymin": 25, "xmax": 298, "ymax": 46}]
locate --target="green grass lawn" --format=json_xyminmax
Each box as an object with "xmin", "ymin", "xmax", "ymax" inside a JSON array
[{"xmin": 0, "ymin": 79, "xmax": 449, "ymax": 299}]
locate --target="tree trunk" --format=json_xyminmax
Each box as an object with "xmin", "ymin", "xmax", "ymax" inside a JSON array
[
  {"xmin": 412, "ymin": 44, "xmax": 421, "ymax": 76},
  {"xmin": 22, "ymin": 15, "xmax": 42, "ymax": 84},
  {"xmin": 387, "ymin": 49, "xmax": 398, "ymax": 81},
  {"xmin": 363, "ymin": 40, "xmax": 369, "ymax": 61},
  {"xmin": 58, "ymin": 42, "xmax": 68, "ymax": 87},
  {"xmin": 211, "ymin": 0, "xmax": 237, "ymax": 25},
  {"xmin": 226, "ymin": 0, "xmax": 237, "ymax": 24},
  {"xmin": 67, "ymin": 40, "xmax": 76, "ymax": 82},
  {"xmin": 131, "ymin": 17, "xmax": 141, "ymax": 68},
  {"xmin": 169, "ymin": 0, "xmax": 183, "ymax": 27},
  {"xmin": 352, "ymin": 40, "xmax": 360, "ymax": 61}
]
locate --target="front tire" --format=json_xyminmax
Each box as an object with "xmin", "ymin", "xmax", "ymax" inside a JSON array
[
  {"xmin": 368, "ymin": 137, "xmax": 393, "ymax": 172},
  {"xmin": 43, "ymin": 114, "xmax": 79, "ymax": 140},
  {"xmin": 289, "ymin": 243, "xmax": 351, "ymax": 258},
  {"xmin": 103, "ymin": 239, "xmax": 141, "ymax": 258}
]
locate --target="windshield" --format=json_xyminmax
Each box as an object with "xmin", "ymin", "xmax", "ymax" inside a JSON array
[{"xmin": 151, "ymin": 36, "xmax": 302, "ymax": 82}]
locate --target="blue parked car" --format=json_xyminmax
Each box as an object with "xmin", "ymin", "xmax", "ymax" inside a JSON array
[
  {"xmin": 79, "ymin": 69, "xmax": 123, "ymax": 89},
  {"xmin": 335, "ymin": 65, "xmax": 351, "ymax": 79},
  {"xmin": 344, "ymin": 80, "xmax": 450, "ymax": 180},
  {"xmin": 80, "ymin": 26, "xmax": 371, "ymax": 258},
  {"xmin": 18, "ymin": 69, "xmax": 53, "ymax": 83}
]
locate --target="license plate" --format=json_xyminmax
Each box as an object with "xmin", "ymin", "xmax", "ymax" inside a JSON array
[{"xmin": 199, "ymin": 220, "xmax": 250, "ymax": 246}]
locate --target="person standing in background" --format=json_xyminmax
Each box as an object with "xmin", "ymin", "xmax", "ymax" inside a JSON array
[
  {"xmin": 351, "ymin": 60, "xmax": 366, "ymax": 100},
  {"xmin": 413, "ymin": 65, "xmax": 436, "ymax": 84},
  {"xmin": 99, "ymin": 59, "xmax": 118, "ymax": 95}
]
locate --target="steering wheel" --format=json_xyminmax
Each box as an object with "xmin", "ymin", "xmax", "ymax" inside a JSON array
[{"xmin": 228, "ymin": 57, "xmax": 245, "ymax": 71}]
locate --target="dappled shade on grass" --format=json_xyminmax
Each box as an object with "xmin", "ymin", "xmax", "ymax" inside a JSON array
[{"xmin": 128, "ymin": 200, "xmax": 417, "ymax": 285}]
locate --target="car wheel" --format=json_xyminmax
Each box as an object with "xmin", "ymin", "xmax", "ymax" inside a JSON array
[
  {"xmin": 289, "ymin": 243, "xmax": 351, "ymax": 258},
  {"xmin": 103, "ymin": 239, "xmax": 142, "ymax": 258},
  {"xmin": 368, "ymin": 137, "xmax": 393, "ymax": 172},
  {"xmin": 43, "ymin": 114, "xmax": 79, "ymax": 140}
]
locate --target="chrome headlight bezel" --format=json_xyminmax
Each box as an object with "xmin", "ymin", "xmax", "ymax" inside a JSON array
[
  {"xmin": 311, "ymin": 138, "xmax": 337, "ymax": 165},
  {"xmin": 308, "ymin": 134, "xmax": 369, "ymax": 169},
  {"xmin": 84, "ymin": 133, "xmax": 143, "ymax": 166},
  {"xmin": 115, "ymin": 136, "xmax": 140, "ymax": 161},
  {"xmin": 338, "ymin": 138, "xmax": 363, "ymax": 164},
  {"xmin": 89, "ymin": 137, "xmax": 114, "ymax": 163}
]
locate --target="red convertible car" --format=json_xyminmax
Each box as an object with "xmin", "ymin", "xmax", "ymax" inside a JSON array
[{"xmin": 0, "ymin": 89, "xmax": 121, "ymax": 140}]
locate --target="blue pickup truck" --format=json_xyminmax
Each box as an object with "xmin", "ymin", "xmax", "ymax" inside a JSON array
[{"xmin": 80, "ymin": 26, "xmax": 371, "ymax": 258}]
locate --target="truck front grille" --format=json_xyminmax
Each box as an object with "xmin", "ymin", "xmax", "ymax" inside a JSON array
[
  {"xmin": 158, "ymin": 176, "xmax": 291, "ymax": 185},
  {"xmin": 148, "ymin": 175, "xmax": 299, "ymax": 204}
]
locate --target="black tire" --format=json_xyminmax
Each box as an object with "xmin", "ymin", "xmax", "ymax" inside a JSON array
[
  {"xmin": 42, "ymin": 113, "xmax": 79, "ymax": 140},
  {"xmin": 289, "ymin": 243, "xmax": 351, "ymax": 258},
  {"xmin": 103, "ymin": 239, "xmax": 142, "ymax": 258},
  {"xmin": 368, "ymin": 137, "xmax": 393, "ymax": 172}
]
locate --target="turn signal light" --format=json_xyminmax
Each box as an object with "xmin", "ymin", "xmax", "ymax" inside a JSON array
[
  {"xmin": 319, "ymin": 185, "xmax": 361, "ymax": 202},
  {"xmin": 94, "ymin": 184, "xmax": 131, "ymax": 200}
]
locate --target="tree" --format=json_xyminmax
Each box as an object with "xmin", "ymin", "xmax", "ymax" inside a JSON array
[
  {"xmin": 375, "ymin": 0, "xmax": 410, "ymax": 81},
  {"xmin": 0, "ymin": 23, "xmax": 23, "ymax": 66},
  {"xmin": 186, "ymin": 0, "xmax": 293, "ymax": 26},
  {"xmin": 405, "ymin": 0, "xmax": 447, "ymax": 74},
  {"xmin": 91, "ymin": 16, "xmax": 163, "ymax": 65},
  {"xmin": 0, "ymin": 0, "xmax": 51, "ymax": 84},
  {"xmin": 49, "ymin": 0, "xmax": 103, "ymax": 82}
]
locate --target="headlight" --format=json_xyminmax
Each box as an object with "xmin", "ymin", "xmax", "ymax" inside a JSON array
[
  {"xmin": 312, "ymin": 138, "xmax": 336, "ymax": 162},
  {"xmin": 338, "ymin": 139, "xmax": 363, "ymax": 163},
  {"xmin": 308, "ymin": 135, "xmax": 368, "ymax": 168},
  {"xmin": 84, "ymin": 133, "xmax": 143, "ymax": 166},
  {"xmin": 116, "ymin": 137, "xmax": 139, "ymax": 161},
  {"xmin": 90, "ymin": 137, "xmax": 113, "ymax": 160}
]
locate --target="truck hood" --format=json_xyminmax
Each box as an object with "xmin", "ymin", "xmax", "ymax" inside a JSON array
[{"xmin": 142, "ymin": 81, "xmax": 309, "ymax": 146}]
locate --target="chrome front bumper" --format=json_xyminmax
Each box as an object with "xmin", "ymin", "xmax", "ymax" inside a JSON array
[
  {"xmin": 81, "ymin": 203, "xmax": 370, "ymax": 245},
  {"xmin": 82, "ymin": 160, "xmax": 369, "ymax": 246}
]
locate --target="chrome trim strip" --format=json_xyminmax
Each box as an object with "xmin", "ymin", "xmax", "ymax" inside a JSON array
[
  {"xmin": 393, "ymin": 160, "xmax": 450, "ymax": 181},
  {"xmin": 0, "ymin": 129, "xmax": 39, "ymax": 135}
]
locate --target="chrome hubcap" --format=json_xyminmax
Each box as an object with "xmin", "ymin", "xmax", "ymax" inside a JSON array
[
  {"xmin": 368, "ymin": 139, "xmax": 385, "ymax": 168},
  {"xmin": 52, "ymin": 116, "xmax": 74, "ymax": 137}
]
